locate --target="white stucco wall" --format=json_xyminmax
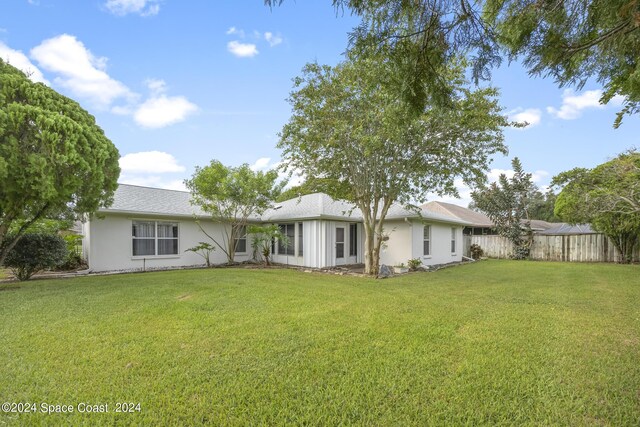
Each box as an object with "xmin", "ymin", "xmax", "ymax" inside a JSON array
[
  {"xmin": 410, "ymin": 220, "xmax": 464, "ymax": 266},
  {"xmin": 379, "ymin": 220, "xmax": 413, "ymax": 267},
  {"xmin": 379, "ymin": 220, "xmax": 463, "ymax": 267},
  {"xmin": 87, "ymin": 214, "xmax": 459, "ymax": 272},
  {"xmin": 87, "ymin": 214, "xmax": 252, "ymax": 272}
]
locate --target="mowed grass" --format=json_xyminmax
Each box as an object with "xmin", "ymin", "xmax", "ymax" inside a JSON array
[{"xmin": 1, "ymin": 261, "xmax": 639, "ymax": 426}]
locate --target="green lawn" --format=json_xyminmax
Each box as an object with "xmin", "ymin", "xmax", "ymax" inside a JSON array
[{"xmin": 1, "ymin": 261, "xmax": 639, "ymax": 426}]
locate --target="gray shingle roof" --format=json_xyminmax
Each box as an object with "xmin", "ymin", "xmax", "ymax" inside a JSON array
[
  {"xmin": 102, "ymin": 185, "xmax": 469, "ymax": 225},
  {"xmin": 263, "ymin": 193, "xmax": 469, "ymax": 224},
  {"xmin": 100, "ymin": 184, "xmax": 207, "ymax": 217},
  {"xmin": 262, "ymin": 193, "xmax": 360, "ymax": 221},
  {"xmin": 423, "ymin": 201, "xmax": 493, "ymax": 227},
  {"xmin": 537, "ymin": 223, "xmax": 596, "ymax": 235}
]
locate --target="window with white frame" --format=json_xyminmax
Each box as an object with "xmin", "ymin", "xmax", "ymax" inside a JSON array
[
  {"xmin": 297, "ymin": 222, "xmax": 303, "ymax": 257},
  {"xmin": 451, "ymin": 227, "xmax": 456, "ymax": 254},
  {"xmin": 132, "ymin": 221, "xmax": 178, "ymax": 256},
  {"xmin": 423, "ymin": 225, "xmax": 431, "ymax": 256},
  {"xmin": 235, "ymin": 225, "xmax": 247, "ymax": 253}
]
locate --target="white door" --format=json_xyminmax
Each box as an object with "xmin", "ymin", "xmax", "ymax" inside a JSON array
[{"xmin": 335, "ymin": 226, "xmax": 346, "ymax": 265}]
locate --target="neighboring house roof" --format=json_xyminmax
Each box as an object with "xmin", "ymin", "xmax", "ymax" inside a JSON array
[
  {"xmin": 537, "ymin": 223, "xmax": 596, "ymax": 235},
  {"xmin": 422, "ymin": 201, "xmax": 493, "ymax": 227},
  {"xmin": 528, "ymin": 219, "xmax": 561, "ymax": 231},
  {"xmin": 101, "ymin": 184, "xmax": 469, "ymax": 225},
  {"xmin": 422, "ymin": 201, "xmax": 562, "ymax": 231}
]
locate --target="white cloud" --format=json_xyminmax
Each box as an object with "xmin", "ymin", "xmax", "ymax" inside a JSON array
[
  {"xmin": 227, "ymin": 41, "xmax": 258, "ymax": 58},
  {"xmin": 104, "ymin": 0, "xmax": 160, "ymax": 16},
  {"xmin": 144, "ymin": 78, "xmax": 167, "ymax": 95},
  {"xmin": 119, "ymin": 151, "xmax": 187, "ymax": 191},
  {"xmin": 226, "ymin": 27, "xmax": 245, "ymax": 37},
  {"xmin": 547, "ymin": 89, "xmax": 606, "ymax": 120},
  {"xmin": 508, "ymin": 107, "xmax": 541, "ymax": 128},
  {"xmin": 0, "ymin": 42, "xmax": 48, "ymax": 84},
  {"xmin": 264, "ymin": 32, "xmax": 283, "ymax": 47},
  {"xmin": 30, "ymin": 34, "xmax": 133, "ymax": 108},
  {"xmin": 531, "ymin": 170, "xmax": 549, "ymax": 183},
  {"xmin": 133, "ymin": 95, "xmax": 198, "ymax": 128},
  {"xmin": 119, "ymin": 151, "xmax": 186, "ymax": 173},
  {"xmin": 119, "ymin": 174, "xmax": 188, "ymax": 191},
  {"xmin": 250, "ymin": 157, "xmax": 273, "ymax": 171}
]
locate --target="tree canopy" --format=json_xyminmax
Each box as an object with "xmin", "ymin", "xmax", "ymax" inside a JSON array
[
  {"xmin": 279, "ymin": 56, "xmax": 509, "ymax": 274},
  {"xmin": 0, "ymin": 59, "xmax": 120, "ymax": 265},
  {"xmin": 185, "ymin": 160, "xmax": 284, "ymax": 264},
  {"xmin": 552, "ymin": 151, "xmax": 640, "ymax": 263},
  {"xmin": 266, "ymin": 0, "xmax": 640, "ymax": 126}
]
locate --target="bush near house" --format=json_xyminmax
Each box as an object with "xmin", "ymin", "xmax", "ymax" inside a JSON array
[{"xmin": 2, "ymin": 233, "xmax": 68, "ymax": 281}]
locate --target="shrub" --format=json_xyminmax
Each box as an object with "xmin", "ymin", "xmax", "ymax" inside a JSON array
[
  {"xmin": 56, "ymin": 252, "xmax": 87, "ymax": 271},
  {"xmin": 185, "ymin": 242, "xmax": 216, "ymax": 267},
  {"xmin": 3, "ymin": 233, "xmax": 68, "ymax": 281},
  {"xmin": 56, "ymin": 234, "xmax": 87, "ymax": 271},
  {"xmin": 470, "ymin": 244, "xmax": 484, "ymax": 260},
  {"xmin": 407, "ymin": 258, "xmax": 422, "ymax": 271},
  {"xmin": 511, "ymin": 245, "xmax": 531, "ymax": 260}
]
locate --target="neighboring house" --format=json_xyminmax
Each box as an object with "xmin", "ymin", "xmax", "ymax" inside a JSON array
[
  {"xmin": 423, "ymin": 201, "xmax": 496, "ymax": 235},
  {"xmin": 536, "ymin": 223, "xmax": 596, "ymax": 235},
  {"xmin": 83, "ymin": 184, "xmax": 469, "ymax": 272},
  {"xmin": 423, "ymin": 201, "xmax": 561, "ymax": 235}
]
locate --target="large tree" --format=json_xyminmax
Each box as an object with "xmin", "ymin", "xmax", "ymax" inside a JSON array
[
  {"xmin": 185, "ymin": 161, "xmax": 284, "ymax": 264},
  {"xmin": 278, "ymin": 57, "xmax": 509, "ymax": 275},
  {"xmin": 267, "ymin": 0, "xmax": 640, "ymax": 126},
  {"xmin": 552, "ymin": 151, "xmax": 640, "ymax": 263},
  {"xmin": 0, "ymin": 59, "xmax": 120, "ymax": 265},
  {"xmin": 471, "ymin": 157, "xmax": 537, "ymax": 258}
]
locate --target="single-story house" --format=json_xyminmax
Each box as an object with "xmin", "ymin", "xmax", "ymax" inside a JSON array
[{"xmin": 83, "ymin": 184, "xmax": 470, "ymax": 272}]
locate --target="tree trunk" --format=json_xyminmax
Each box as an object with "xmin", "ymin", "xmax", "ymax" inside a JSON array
[
  {"xmin": 611, "ymin": 233, "xmax": 637, "ymax": 264},
  {"xmin": 372, "ymin": 218, "xmax": 385, "ymax": 275},
  {"xmin": 362, "ymin": 216, "xmax": 375, "ymax": 275}
]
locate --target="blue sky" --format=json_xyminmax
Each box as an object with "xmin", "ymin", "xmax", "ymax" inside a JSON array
[{"xmin": 2, "ymin": 0, "xmax": 639, "ymax": 206}]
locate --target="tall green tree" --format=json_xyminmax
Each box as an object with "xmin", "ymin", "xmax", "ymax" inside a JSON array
[
  {"xmin": 0, "ymin": 59, "xmax": 120, "ymax": 265},
  {"xmin": 267, "ymin": 0, "xmax": 640, "ymax": 126},
  {"xmin": 471, "ymin": 158, "xmax": 537, "ymax": 259},
  {"xmin": 553, "ymin": 151, "xmax": 640, "ymax": 263},
  {"xmin": 185, "ymin": 161, "xmax": 284, "ymax": 264},
  {"xmin": 528, "ymin": 191, "xmax": 559, "ymax": 223},
  {"xmin": 279, "ymin": 57, "xmax": 509, "ymax": 275}
]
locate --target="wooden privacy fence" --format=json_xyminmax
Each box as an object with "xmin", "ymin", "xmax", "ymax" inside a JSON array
[{"xmin": 465, "ymin": 234, "xmax": 640, "ymax": 263}]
